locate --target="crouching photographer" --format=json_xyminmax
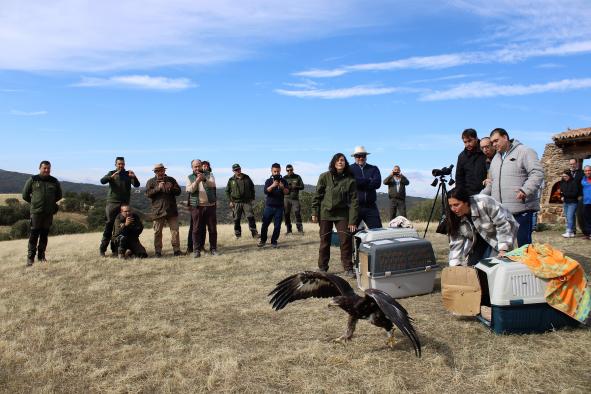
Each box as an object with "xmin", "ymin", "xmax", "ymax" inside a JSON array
[
  {"xmin": 446, "ymin": 188, "xmax": 518, "ymax": 266},
  {"xmin": 112, "ymin": 204, "xmax": 148, "ymax": 259}
]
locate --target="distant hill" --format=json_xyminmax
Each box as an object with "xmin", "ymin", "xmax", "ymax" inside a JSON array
[
  {"xmin": 0, "ymin": 169, "xmax": 108, "ymax": 196},
  {"xmin": 1, "ymin": 169, "xmax": 426, "ymax": 223}
]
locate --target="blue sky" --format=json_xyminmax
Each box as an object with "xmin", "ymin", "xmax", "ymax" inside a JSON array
[{"xmin": 1, "ymin": 0, "xmax": 590, "ymax": 197}]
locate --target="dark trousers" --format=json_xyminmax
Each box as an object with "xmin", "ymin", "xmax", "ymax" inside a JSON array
[
  {"xmin": 187, "ymin": 219, "xmax": 194, "ymax": 252},
  {"xmin": 584, "ymin": 204, "xmax": 591, "ymax": 236},
  {"xmin": 28, "ymin": 214, "xmax": 53, "ymax": 259},
  {"xmin": 389, "ymin": 198, "xmax": 407, "ymax": 220},
  {"xmin": 112, "ymin": 235, "xmax": 147, "ymax": 257},
  {"xmin": 284, "ymin": 198, "xmax": 303, "ymax": 232},
  {"xmin": 514, "ymin": 211, "xmax": 534, "ymax": 247},
  {"xmin": 357, "ymin": 204, "xmax": 382, "ymax": 229},
  {"xmin": 232, "ymin": 202, "xmax": 257, "ymax": 237},
  {"xmin": 192, "ymin": 206, "xmax": 217, "ymax": 251},
  {"xmin": 101, "ymin": 202, "xmax": 122, "ymax": 253},
  {"xmin": 260, "ymin": 206, "xmax": 283, "ymax": 245},
  {"xmin": 318, "ymin": 219, "xmax": 353, "ymax": 271}
]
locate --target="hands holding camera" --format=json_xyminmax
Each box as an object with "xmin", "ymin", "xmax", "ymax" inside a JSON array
[{"xmin": 124, "ymin": 216, "xmax": 135, "ymax": 226}]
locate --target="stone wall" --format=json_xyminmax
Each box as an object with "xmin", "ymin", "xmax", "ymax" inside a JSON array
[{"xmin": 539, "ymin": 143, "xmax": 570, "ymax": 224}]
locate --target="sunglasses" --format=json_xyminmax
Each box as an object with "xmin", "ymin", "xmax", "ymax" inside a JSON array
[
  {"xmin": 233, "ymin": 168, "xmax": 241, "ymax": 172},
  {"xmin": 354, "ymin": 154, "xmax": 367, "ymax": 158}
]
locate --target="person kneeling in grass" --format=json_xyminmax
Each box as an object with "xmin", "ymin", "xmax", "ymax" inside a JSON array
[{"xmin": 446, "ymin": 188, "xmax": 518, "ymax": 267}]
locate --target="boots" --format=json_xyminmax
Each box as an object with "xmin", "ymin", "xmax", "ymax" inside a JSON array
[{"xmin": 99, "ymin": 238, "xmax": 110, "ymax": 256}]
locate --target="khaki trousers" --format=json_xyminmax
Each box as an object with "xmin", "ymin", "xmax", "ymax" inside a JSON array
[{"xmin": 153, "ymin": 215, "xmax": 180, "ymax": 253}]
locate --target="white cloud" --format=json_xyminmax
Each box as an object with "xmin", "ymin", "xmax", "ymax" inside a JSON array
[
  {"xmin": 10, "ymin": 109, "xmax": 48, "ymax": 116},
  {"xmin": 275, "ymin": 85, "xmax": 418, "ymax": 99},
  {"xmin": 0, "ymin": 0, "xmax": 396, "ymax": 72},
  {"xmin": 420, "ymin": 78, "xmax": 591, "ymax": 101},
  {"xmin": 294, "ymin": 41, "xmax": 591, "ymax": 78},
  {"xmin": 72, "ymin": 75, "xmax": 196, "ymax": 90}
]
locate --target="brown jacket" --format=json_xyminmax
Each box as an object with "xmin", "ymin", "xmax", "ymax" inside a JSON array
[{"xmin": 145, "ymin": 176, "xmax": 181, "ymax": 219}]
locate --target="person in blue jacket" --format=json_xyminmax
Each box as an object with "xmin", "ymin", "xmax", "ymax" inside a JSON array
[{"xmin": 350, "ymin": 146, "xmax": 382, "ymax": 229}]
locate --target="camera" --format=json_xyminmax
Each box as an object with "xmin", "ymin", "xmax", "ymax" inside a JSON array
[
  {"xmin": 432, "ymin": 164, "xmax": 454, "ymax": 177},
  {"xmin": 272, "ymin": 174, "xmax": 282, "ymax": 181}
]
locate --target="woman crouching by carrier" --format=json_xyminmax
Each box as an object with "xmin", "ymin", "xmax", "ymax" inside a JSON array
[{"xmin": 446, "ymin": 188, "xmax": 519, "ymax": 266}]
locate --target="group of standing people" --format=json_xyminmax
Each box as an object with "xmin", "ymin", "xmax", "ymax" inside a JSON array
[
  {"xmin": 447, "ymin": 127, "xmax": 591, "ymax": 267},
  {"xmin": 19, "ymin": 132, "xmax": 589, "ymax": 270}
]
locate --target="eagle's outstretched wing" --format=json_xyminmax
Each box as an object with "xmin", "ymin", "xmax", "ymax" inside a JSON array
[
  {"xmin": 269, "ymin": 271, "xmax": 355, "ymax": 310},
  {"xmin": 365, "ymin": 288, "xmax": 422, "ymax": 357}
]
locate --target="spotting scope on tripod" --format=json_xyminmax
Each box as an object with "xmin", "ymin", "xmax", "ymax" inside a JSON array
[{"xmin": 423, "ymin": 164, "xmax": 455, "ymax": 238}]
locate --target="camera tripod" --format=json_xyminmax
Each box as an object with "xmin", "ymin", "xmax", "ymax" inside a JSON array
[{"xmin": 423, "ymin": 173, "xmax": 454, "ymax": 238}]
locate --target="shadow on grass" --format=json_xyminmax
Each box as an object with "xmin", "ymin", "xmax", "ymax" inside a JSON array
[{"xmin": 565, "ymin": 252, "xmax": 591, "ymax": 273}]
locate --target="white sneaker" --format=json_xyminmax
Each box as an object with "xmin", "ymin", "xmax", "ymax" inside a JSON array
[
  {"xmin": 568, "ymin": 232, "xmax": 575, "ymax": 238},
  {"xmin": 561, "ymin": 232, "xmax": 571, "ymax": 238}
]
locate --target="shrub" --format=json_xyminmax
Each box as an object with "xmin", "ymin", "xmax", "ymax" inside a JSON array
[
  {"xmin": 10, "ymin": 219, "xmax": 30, "ymax": 239},
  {"xmin": 0, "ymin": 232, "xmax": 11, "ymax": 241},
  {"xmin": 50, "ymin": 219, "xmax": 87, "ymax": 236},
  {"xmin": 407, "ymin": 198, "xmax": 442, "ymax": 222},
  {"xmin": 0, "ymin": 202, "xmax": 30, "ymax": 225}
]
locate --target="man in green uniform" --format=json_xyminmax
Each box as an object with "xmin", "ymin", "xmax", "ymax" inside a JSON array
[
  {"xmin": 283, "ymin": 164, "xmax": 305, "ymax": 234},
  {"xmin": 22, "ymin": 160, "xmax": 63, "ymax": 266},
  {"xmin": 111, "ymin": 204, "xmax": 148, "ymax": 259},
  {"xmin": 226, "ymin": 163, "xmax": 259, "ymax": 239},
  {"xmin": 99, "ymin": 157, "xmax": 140, "ymax": 256}
]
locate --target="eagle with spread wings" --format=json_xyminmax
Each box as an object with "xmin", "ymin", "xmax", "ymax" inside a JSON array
[{"xmin": 269, "ymin": 271, "xmax": 421, "ymax": 357}]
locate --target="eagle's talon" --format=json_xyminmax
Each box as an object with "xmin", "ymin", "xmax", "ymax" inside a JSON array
[
  {"xmin": 333, "ymin": 335, "xmax": 351, "ymax": 344},
  {"xmin": 386, "ymin": 335, "xmax": 397, "ymax": 349}
]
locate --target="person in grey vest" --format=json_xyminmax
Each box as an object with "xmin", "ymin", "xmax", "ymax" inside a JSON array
[
  {"xmin": 283, "ymin": 164, "xmax": 305, "ymax": 234},
  {"xmin": 21, "ymin": 160, "xmax": 62, "ymax": 266},
  {"xmin": 383, "ymin": 165, "xmax": 409, "ymax": 220},
  {"xmin": 482, "ymin": 128, "xmax": 544, "ymax": 246},
  {"xmin": 187, "ymin": 159, "xmax": 218, "ymax": 257}
]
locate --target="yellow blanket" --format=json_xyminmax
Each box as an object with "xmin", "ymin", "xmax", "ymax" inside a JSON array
[{"xmin": 506, "ymin": 244, "xmax": 590, "ymax": 324}]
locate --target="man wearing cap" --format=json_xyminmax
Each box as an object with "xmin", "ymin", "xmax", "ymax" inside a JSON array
[
  {"xmin": 350, "ymin": 146, "xmax": 383, "ymax": 228},
  {"xmin": 145, "ymin": 163, "xmax": 182, "ymax": 257},
  {"xmin": 283, "ymin": 164, "xmax": 305, "ymax": 234},
  {"xmin": 99, "ymin": 156, "xmax": 140, "ymax": 256},
  {"xmin": 22, "ymin": 160, "xmax": 63, "ymax": 266},
  {"xmin": 226, "ymin": 164, "xmax": 259, "ymax": 239}
]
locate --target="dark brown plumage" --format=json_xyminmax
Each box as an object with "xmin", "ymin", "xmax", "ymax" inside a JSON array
[{"xmin": 268, "ymin": 271, "xmax": 421, "ymax": 357}]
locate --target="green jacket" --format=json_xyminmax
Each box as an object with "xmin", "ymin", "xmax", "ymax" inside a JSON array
[
  {"xmin": 283, "ymin": 173, "xmax": 305, "ymax": 200},
  {"xmin": 112, "ymin": 213, "xmax": 144, "ymax": 239},
  {"xmin": 100, "ymin": 170, "xmax": 140, "ymax": 204},
  {"xmin": 22, "ymin": 175, "xmax": 62, "ymax": 215},
  {"xmin": 312, "ymin": 171, "xmax": 358, "ymax": 224},
  {"xmin": 225, "ymin": 174, "xmax": 255, "ymax": 203}
]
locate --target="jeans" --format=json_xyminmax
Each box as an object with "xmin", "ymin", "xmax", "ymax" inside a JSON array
[
  {"xmin": 260, "ymin": 206, "xmax": 284, "ymax": 245},
  {"xmin": 514, "ymin": 211, "xmax": 534, "ymax": 247},
  {"xmin": 563, "ymin": 203, "xmax": 578, "ymax": 233},
  {"xmin": 357, "ymin": 204, "xmax": 382, "ymax": 229}
]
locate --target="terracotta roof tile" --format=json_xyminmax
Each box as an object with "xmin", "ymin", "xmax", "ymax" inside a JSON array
[{"xmin": 552, "ymin": 127, "xmax": 591, "ymax": 141}]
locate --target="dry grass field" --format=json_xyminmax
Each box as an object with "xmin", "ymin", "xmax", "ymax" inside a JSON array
[{"xmin": 0, "ymin": 223, "xmax": 590, "ymax": 393}]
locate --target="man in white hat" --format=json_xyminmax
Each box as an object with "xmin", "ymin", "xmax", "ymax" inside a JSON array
[
  {"xmin": 350, "ymin": 146, "xmax": 382, "ymax": 228},
  {"xmin": 145, "ymin": 163, "xmax": 182, "ymax": 257}
]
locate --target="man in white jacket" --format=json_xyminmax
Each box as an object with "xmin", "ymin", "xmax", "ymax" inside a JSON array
[{"xmin": 482, "ymin": 128, "xmax": 544, "ymax": 246}]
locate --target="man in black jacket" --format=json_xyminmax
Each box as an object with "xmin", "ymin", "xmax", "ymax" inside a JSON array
[
  {"xmin": 455, "ymin": 128, "xmax": 487, "ymax": 196},
  {"xmin": 383, "ymin": 165, "xmax": 409, "ymax": 220},
  {"xmin": 112, "ymin": 204, "xmax": 148, "ymax": 258},
  {"xmin": 350, "ymin": 146, "xmax": 382, "ymax": 229}
]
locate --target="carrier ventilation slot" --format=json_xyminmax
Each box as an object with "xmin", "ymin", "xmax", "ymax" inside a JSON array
[{"xmin": 510, "ymin": 273, "xmax": 541, "ymax": 298}]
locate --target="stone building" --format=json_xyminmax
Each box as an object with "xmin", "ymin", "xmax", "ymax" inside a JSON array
[{"xmin": 539, "ymin": 127, "xmax": 591, "ymax": 225}]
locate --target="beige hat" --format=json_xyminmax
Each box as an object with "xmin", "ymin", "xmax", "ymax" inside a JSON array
[
  {"xmin": 351, "ymin": 146, "xmax": 370, "ymax": 157},
  {"xmin": 153, "ymin": 163, "xmax": 167, "ymax": 172}
]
